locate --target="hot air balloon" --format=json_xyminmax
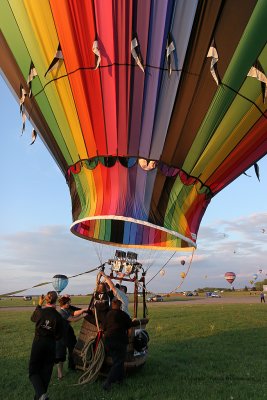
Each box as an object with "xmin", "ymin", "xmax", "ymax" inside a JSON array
[
  {"xmin": 180, "ymin": 260, "xmax": 186, "ymax": 266},
  {"xmin": 259, "ymin": 269, "xmax": 262, "ymax": 274},
  {"xmin": 180, "ymin": 272, "xmax": 186, "ymax": 279},
  {"xmin": 0, "ymin": 1, "xmax": 266, "ymax": 253},
  {"xmin": 224, "ymin": 272, "xmax": 236, "ymax": 285},
  {"xmin": 253, "ymin": 273, "xmax": 258, "ymax": 281},
  {"xmin": 52, "ymin": 274, "xmax": 69, "ymax": 294},
  {"xmin": 160, "ymin": 270, "xmax": 165, "ymax": 277}
]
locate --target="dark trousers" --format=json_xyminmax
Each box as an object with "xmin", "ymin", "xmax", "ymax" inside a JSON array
[
  {"xmin": 29, "ymin": 337, "xmax": 55, "ymax": 399},
  {"xmin": 105, "ymin": 338, "xmax": 127, "ymax": 384},
  {"xmin": 67, "ymin": 344, "xmax": 76, "ymax": 369},
  {"xmin": 66, "ymin": 327, "xmax": 77, "ymax": 370}
]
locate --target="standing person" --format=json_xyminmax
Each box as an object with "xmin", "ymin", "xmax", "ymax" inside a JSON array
[
  {"xmin": 260, "ymin": 291, "xmax": 265, "ymax": 303},
  {"xmin": 87, "ymin": 281, "xmax": 114, "ymax": 328},
  {"xmin": 100, "ymin": 271, "xmax": 130, "ymax": 316},
  {"xmin": 29, "ymin": 291, "xmax": 63, "ymax": 400},
  {"xmin": 102, "ymin": 298, "xmax": 132, "ymax": 391},
  {"xmin": 56, "ymin": 295, "xmax": 88, "ymax": 379}
]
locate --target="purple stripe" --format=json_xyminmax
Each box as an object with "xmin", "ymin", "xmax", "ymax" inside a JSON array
[{"xmin": 139, "ymin": 0, "xmax": 172, "ymax": 158}]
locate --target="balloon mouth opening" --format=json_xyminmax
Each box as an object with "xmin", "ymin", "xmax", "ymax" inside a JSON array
[{"xmin": 70, "ymin": 216, "xmax": 196, "ymax": 251}]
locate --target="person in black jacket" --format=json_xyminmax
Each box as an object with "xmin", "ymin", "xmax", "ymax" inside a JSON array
[
  {"xmin": 29, "ymin": 291, "xmax": 63, "ymax": 400},
  {"xmin": 102, "ymin": 297, "xmax": 132, "ymax": 391},
  {"xmin": 86, "ymin": 282, "xmax": 114, "ymax": 328}
]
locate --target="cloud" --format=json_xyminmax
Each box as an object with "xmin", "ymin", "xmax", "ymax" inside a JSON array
[{"xmin": 0, "ymin": 212, "xmax": 266, "ymax": 295}]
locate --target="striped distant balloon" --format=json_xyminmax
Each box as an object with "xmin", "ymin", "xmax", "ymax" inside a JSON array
[
  {"xmin": 224, "ymin": 272, "xmax": 236, "ymax": 285},
  {"xmin": 52, "ymin": 274, "xmax": 69, "ymax": 294}
]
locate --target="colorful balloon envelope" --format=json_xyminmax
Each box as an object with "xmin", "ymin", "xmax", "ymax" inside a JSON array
[
  {"xmin": 160, "ymin": 270, "xmax": 165, "ymax": 277},
  {"xmin": 224, "ymin": 272, "xmax": 236, "ymax": 285},
  {"xmin": 52, "ymin": 274, "xmax": 69, "ymax": 294},
  {"xmin": 0, "ymin": 1, "xmax": 267, "ymax": 251},
  {"xmin": 253, "ymin": 274, "xmax": 258, "ymax": 281},
  {"xmin": 180, "ymin": 272, "xmax": 186, "ymax": 279}
]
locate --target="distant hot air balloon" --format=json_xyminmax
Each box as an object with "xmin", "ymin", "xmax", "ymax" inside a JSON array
[
  {"xmin": 160, "ymin": 270, "xmax": 165, "ymax": 277},
  {"xmin": 180, "ymin": 272, "xmax": 186, "ymax": 279},
  {"xmin": 253, "ymin": 274, "xmax": 258, "ymax": 281},
  {"xmin": 52, "ymin": 274, "xmax": 69, "ymax": 294},
  {"xmin": 181, "ymin": 260, "xmax": 186, "ymax": 266},
  {"xmin": 259, "ymin": 269, "xmax": 262, "ymax": 274},
  {"xmin": 224, "ymin": 272, "xmax": 236, "ymax": 285}
]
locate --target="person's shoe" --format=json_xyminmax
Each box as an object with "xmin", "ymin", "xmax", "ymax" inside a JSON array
[
  {"xmin": 39, "ymin": 394, "xmax": 49, "ymax": 400},
  {"xmin": 102, "ymin": 381, "xmax": 112, "ymax": 391}
]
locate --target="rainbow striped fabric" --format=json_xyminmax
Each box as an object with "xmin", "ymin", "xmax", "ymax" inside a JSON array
[{"xmin": 0, "ymin": 0, "xmax": 266, "ymax": 250}]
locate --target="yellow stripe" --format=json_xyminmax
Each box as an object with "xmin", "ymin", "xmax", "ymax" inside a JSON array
[
  {"xmin": 192, "ymin": 81, "xmax": 266, "ymax": 181},
  {"xmin": 10, "ymin": 0, "xmax": 94, "ymax": 161}
]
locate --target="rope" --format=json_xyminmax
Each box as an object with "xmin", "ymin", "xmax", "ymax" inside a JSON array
[
  {"xmin": 167, "ymin": 249, "xmax": 195, "ymax": 295},
  {"xmin": 146, "ymin": 251, "xmax": 176, "ymax": 285},
  {"xmin": 75, "ymin": 291, "xmax": 106, "ymax": 386},
  {"xmin": 0, "ymin": 264, "xmax": 105, "ymax": 297},
  {"xmin": 76, "ymin": 335, "xmax": 106, "ymax": 385}
]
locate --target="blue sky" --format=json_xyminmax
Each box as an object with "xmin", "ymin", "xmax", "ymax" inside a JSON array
[{"xmin": 0, "ymin": 75, "xmax": 266, "ymax": 296}]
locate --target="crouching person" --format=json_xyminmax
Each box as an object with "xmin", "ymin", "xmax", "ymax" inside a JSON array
[{"xmin": 102, "ymin": 298, "xmax": 132, "ymax": 391}]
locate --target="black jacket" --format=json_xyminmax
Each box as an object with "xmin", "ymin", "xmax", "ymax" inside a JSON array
[
  {"xmin": 31, "ymin": 305, "xmax": 63, "ymax": 340},
  {"xmin": 103, "ymin": 309, "xmax": 132, "ymax": 344}
]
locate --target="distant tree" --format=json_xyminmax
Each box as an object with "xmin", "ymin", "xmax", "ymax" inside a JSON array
[
  {"xmin": 255, "ymin": 281, "xmax": 263, "ymax": 291},
  {"xmin": 244, "ymin": 286, "xmax": 248, "ymax": 291}
]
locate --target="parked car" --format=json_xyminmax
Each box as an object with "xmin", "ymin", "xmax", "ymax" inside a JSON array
[
  {"xmin": 211, "ymin": 292, "xmax": 221, "ymax": 298},
  {"xmin": 147, "ymin": 295, "xmax": 164, "ymax": 302},
  {"xmin": 23, "ymin": 296, "xmax": 32, "ymax": 301}
]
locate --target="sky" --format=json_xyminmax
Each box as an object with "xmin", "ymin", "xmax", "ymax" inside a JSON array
[{"xmin": 0, "ymin": 75, "xmax": 266, "ymax": 296}]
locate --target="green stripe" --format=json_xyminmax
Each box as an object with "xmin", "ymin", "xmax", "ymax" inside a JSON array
[
  {"xmin": 0, "ymin": 1, "xmax": 79, "ymax": 165},
  {"xmin": 184, "ymin": 0, "xmax": 267, "ymax": 173}
]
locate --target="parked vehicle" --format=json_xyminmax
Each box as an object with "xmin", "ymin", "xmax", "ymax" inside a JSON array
[
  {"xmin": 211, "ymin": 292, "xmax": 221, "ymax": 298},
  {"xmin": 147, "ymin": 295, "xmax": 164, "ymax": 302},
  {"xmin": 23, "ymin": 296, "xmax": 32, "ymax": 301}
]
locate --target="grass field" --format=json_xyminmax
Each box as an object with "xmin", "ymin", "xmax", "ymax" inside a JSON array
[{"xmin": 1, "ymin": 302, "xmax": 267, "ymax": 400}]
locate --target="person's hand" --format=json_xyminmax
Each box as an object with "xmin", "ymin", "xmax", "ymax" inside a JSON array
[{"xmin": 38, "ymin": 294, "xmax": 45, "ymax": 306}]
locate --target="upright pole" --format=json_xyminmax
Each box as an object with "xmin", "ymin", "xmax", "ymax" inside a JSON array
[
  {"xmin": 142, "ymin": 273, "xmax": 146, "ymax": 319},
  {"xmin": 134, "ymin": 270, "xmax": 138, "ymax": 318}
]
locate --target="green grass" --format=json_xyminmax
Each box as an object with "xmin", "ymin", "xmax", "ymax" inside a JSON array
[{"xmin": 1, "ymin": 303, "xmax": 267, "ymax": 400}]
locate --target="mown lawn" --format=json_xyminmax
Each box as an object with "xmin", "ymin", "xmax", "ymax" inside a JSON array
[{"xmin": 1, "ymin": 303, "xmax": 267, "ymax": 400}]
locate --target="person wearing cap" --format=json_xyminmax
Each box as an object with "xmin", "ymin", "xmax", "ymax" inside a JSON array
[
  {"xmin": 56, "ymin": 295, "xmax": 88, "ymax": 378},
  {"xmin": 29, "ymin": 290, "xmax": 64, "ymax": 400},
  {"xmin": 100, "ymin": 272, "xmax": 130, "ymax": 316},
  {"xmin": 102, "ymin": 297, "xmax": 133, "ymax": 391}
]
